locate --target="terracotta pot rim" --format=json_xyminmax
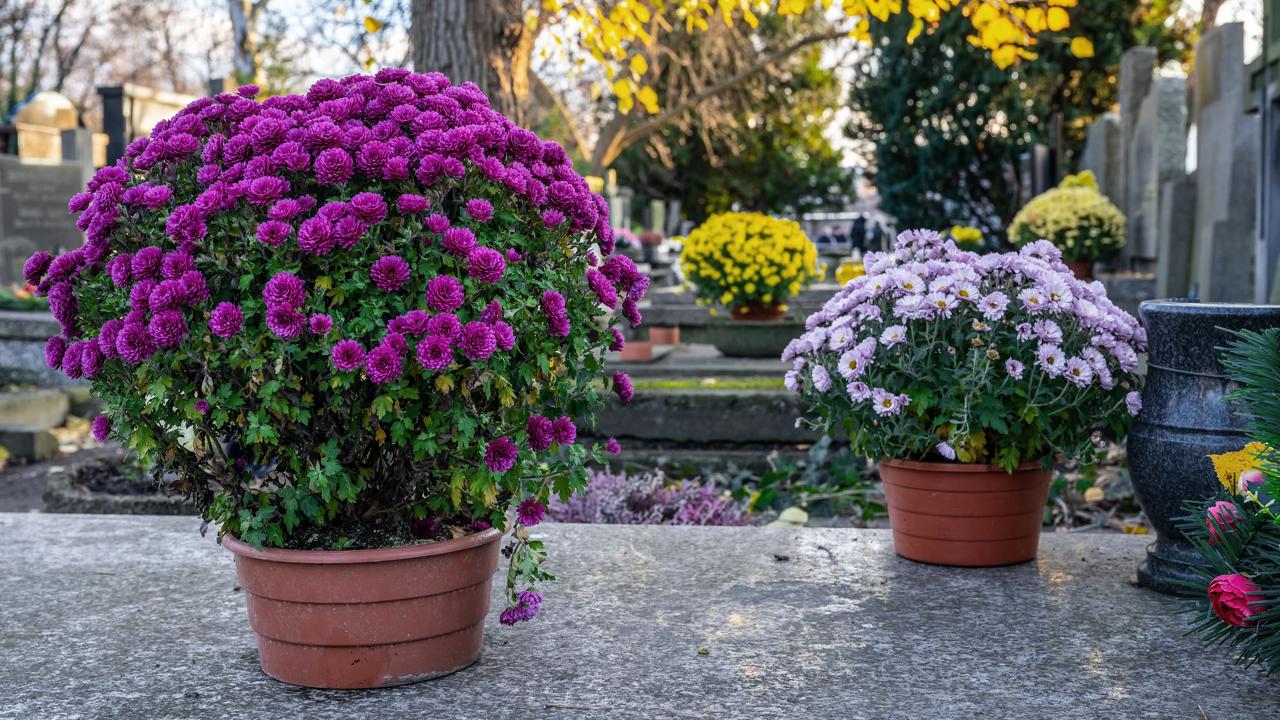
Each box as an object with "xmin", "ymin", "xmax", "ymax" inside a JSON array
[
  {"xmin": 880, "ymin": 458, "xmax": 1045, "ymax": 474},
  {"xmin": 222, "ymin": 527, "xmax": 503, "ymax": 565}
]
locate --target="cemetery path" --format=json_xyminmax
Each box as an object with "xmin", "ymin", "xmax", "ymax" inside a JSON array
[{"xmin": 0, "ymin": 513, "xmax": 1274, "ymax": 719}]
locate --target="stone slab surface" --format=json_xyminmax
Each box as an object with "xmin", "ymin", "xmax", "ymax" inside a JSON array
[
  {"xmin": 613, "ymin": 342, "xmax": 787, "ymax": 378},
  {"xmin": 0, "ymin": 514, "xmax": 1275, "ymax": 720},
  {"xmin": 0, "ymin": 388, "xmax": 70, "ymax": 429}
]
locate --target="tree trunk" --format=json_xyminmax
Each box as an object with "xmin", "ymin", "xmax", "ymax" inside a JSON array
[{"xmin": 411, "ymin": 0, "xmax": 532, "ymax": 123}]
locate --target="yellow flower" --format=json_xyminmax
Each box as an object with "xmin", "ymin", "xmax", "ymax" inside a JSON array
[{"xmin": 677, "ymin": 211, "xmax": 817, "ymax": 309}]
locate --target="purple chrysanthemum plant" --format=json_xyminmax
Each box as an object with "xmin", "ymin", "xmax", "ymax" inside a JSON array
[
  {"xmin": 28, "ymin": 71, "xmax": 647, "ymax": 623},
  {"xmin": 786, "ymin": 229, "xmax": 1146, "ymax": 470}
]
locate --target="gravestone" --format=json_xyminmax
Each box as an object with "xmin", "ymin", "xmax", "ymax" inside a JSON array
[
  {"xmin": 1079, "ymin": 112, "xmax": 1121, "ymax": 207},
  {"xmin": 1128, "ymin": 76, "xmax": 1187, "ymax": 263},
  {"xmin": 1189, "ymin": 23, "xmax": 1259, "ymax": 302},
  {"xmin": 10, "ymin": 91, "xmax": 78, "ymax": 161},
  {"xmin": 1156, "ymin": 173, "xmax": 1198, "ymax": 298},
  {"xmin": 1118, "ymin": 47, "xmax": 1158, "ymax": 267},
  {"xmin": 0, "ymin": 156, "xmax": 84, "ymax": 287},
  {"xmin": 98, "ymin": 83, "xmax": 198, "ymax": 164}
]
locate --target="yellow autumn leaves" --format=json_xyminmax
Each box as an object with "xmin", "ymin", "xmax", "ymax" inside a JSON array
[
  {"xmin": 536, "ymin": 0, "xmax": 1092, "ymax": 114},
  {"xmin": 678, "ymin": 212, "xmax": 820, "ymax": 310}
]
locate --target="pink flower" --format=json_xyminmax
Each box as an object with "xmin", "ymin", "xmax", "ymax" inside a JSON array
[
  {"xmin": 1205, "ymin": 500, "xmax": 1242, "ymax": 544},
  {"xmin": 1208, "ymin": 573, "xmax": 1266, "ymax": 627}
]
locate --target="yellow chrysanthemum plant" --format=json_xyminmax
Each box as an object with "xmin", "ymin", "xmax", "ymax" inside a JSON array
[
  {"xmin": 678, "ymin": 212, "xmax": 821, "ymax": 320},
  {"xmin": 1008, "ymin": 171, "xmax": 1126, "ymax": 264}
]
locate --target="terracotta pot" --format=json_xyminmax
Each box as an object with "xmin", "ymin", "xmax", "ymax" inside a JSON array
[
  {"xmin": 879, "ymin": 459, "xmax": 1052, "ymax": 567},
  {"xmin": 223, "ymin": 527, "xmax": 502, "ymax": 689},
  {"xmin": 1066, "ymin": 260, "xmax": 1094, "ymax": 281},
  {"xmin": 731, "ymin": 301, "xmax": 785, "ymax": 322},
  {"xmin": 648, "ymin": 326, "xmax": 680, "ymax": 345},
  {"xmin": 619, "ymin": 339, "xmax": 653, "ymax": 362}
]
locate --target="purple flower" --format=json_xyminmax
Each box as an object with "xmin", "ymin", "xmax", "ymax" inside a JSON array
[
  {"xmin": 195, "ymin": 399, "xmax": 210, "ymax": 415},
  {"xmin": 459, "ymin": 322, "xmax": 496, "ymax": 361},
  {"xmin": 107, "ymin": 254, "xmax": 131, "ymax": 286},
  {"xmin": 426, "ymin": 213, "xmax": 450, "ymax": 234},
  {"xmin": 331, "ymin": 340, "xmax": 366, "ymax": 371},
  {"xmin": 97, "ymin": 320, "xmax": 123, "ymax": 358},
  {"xmin": 466, "ymin": 246, "xmax": 506, "ymax": 284},
  {"xmin": 609, "ymin": 328, "xmax": 625, "ymax": 352},
  {"xmin": 44, "ymin": 336, "xmax": 66, "ymax": 369},
  {"xmin": 527, "ymin": 415, "xmax": 554, "ymax": 452},
  {"xmin": 91, "ymin": 415, "xmax": 111, "ymax": 442},
  {"xmin": 268, "ymin": 198, "xmax": 302, "ymax": 221},
  {"xmin": 256, "ymin": 220, "xmax": 292, "ymax": 247},
  {"xmin": 148, "ymin": 280, "xmax": 184, "ymax": 312},
  {"xmin": 621, "ymin": 298, "xmax": 642, "ymax": 328},
  {"xmin": 541, "ymin": 209, "xmax": 564, "ymax": 226},
  {"xmin": 425, "ymin": 275, "xmax": 464, "ymax": 312},
  {"xmin": 484, "ymin": 437, "xmax": 518, "ymax": 473},
  {"xmin": 605, "ymin": 437, "xmax": 621, "ymax": 454},
  {"xmin": 517, "ymin": 498, "xmax": 546, "ymax": 527},
  {"xmin": 499, "ymin": 590, "xmax": 542, "ymax": 625},
  {"xmin": 1036, "ymin": 344, "xmax": 1066, "ymax": 376},
  {"xmin": 115, "ymin": 322, "xmax": 153, "ymax": 364},
  {"xmin": 246, "ymin": 176, "xmax": 290, "ymax": 205},
  {"xmin": 465, "ymin": 198, "xmax": 494, "ymax": 222},
  {"xmin": 492, "ymin": 321, "xmax": 515, "ymax": 351},
  {"xmin": 131, "ymin": 246, "xmax": 163, "ymax": 280},
  {"xmin": 416, "ymin": 334, "xmax": 454, "ymax": 371},
  {"xmin": 552, "ymin": 416, "xmax": 577, "ymax": 445},
  {"xmin": 442, "ymin": 227, "xmax": 476, "ymax": 257},
  {"xmin": 161, "ymin": 252, "xmax": 195, "ymax": 280},
  {"xmin": 351, "ymin": 192, "xmax": 388, "ymax": 223},
  {"xmin": 309, "ymin": 313, "xmax": 333, "ymax": 335},
  {"xmin": 314, "ymin": 147, "xmax": 354, "ymax": 184},
  {"xmin": 209, "ymin": 302, "xmax": 243, "ymax": 338},
  {"xmin": 80, "ymin": 343, "xmax": 104, "ymax": 378},
  {"xmin": 481, "ymin": 300, "xmax": 503, "ymax": 324},
  {"xmin": 427, "ymin": 312, "xmax": 461, "ymax": 341},
  {"xmin": 266, "ymin": 306, "xmax": 306, "ymax": 339},
  {"xmin": 936, "ymin": 441, "xmax": 957, "ymax": 461},
  {"xmin": 871, "ymin": 388, "xmax": 902, "ymax": 416},
  {"xmin": 371, "ymin": 255, "xmax": 411, "ymax": 292},
  {"xmin": 541, "ymin": 290, "xmax": 569, "ymax": 336},
  {"xmin": 297, "ymin": 216, "xmax": 336, "ymax": 255},
  {"xmin": 1125, "ymin": 391, "xmax": 1143, "ymax": 417},
  {"xmin": 263, "ymin": 272, "xmax": 306, "ymax": 309},
  {"xmin": 60, "ymin": 342, "xmax": 84, "ymax": 379},
  {"xmin": 148, "ymin": 310, "xmax": 188, "ymax": 348},
  {"xmin": 364, "ymin": 344, "xmax": 403, "ymax": 383},
  {"xmin": 397, "ymin": 193, "xmax": 430, "ymax": 214},
  {"xmin": 1005, "ymin": 358, "xmax": 1025, "ymax": 379},
  {"xmin": 23, "ymin": 252, "xmax": 53, "ymax": 285},
  {"xmin": 586, "ymin": 269, "xmax": 618, "ymax": 309},
  {"xmin": 390, "ymin": 310, "xmax": 431, "ymax": 336},
  {"xmin": 613, "ymin": 372, "xmax": 634, "ymax": 403}
]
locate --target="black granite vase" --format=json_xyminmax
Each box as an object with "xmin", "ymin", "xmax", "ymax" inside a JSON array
[{"xmin": 1127, "ymin": 300, "xmax": 1280, "ymax": 594}]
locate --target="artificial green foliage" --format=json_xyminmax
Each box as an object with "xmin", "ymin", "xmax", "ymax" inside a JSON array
[
  {"xmin": 1221, "ymin": 328, "xmax": 1280, "ymax": 502},
  {"xmin": 1178, "ymin": 494, "xmax": 1280, "ymax": 673}
]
